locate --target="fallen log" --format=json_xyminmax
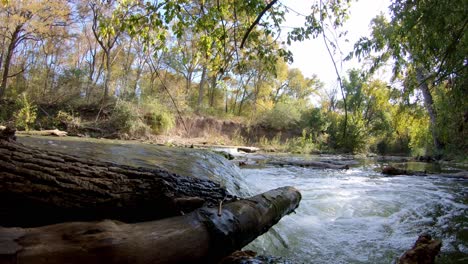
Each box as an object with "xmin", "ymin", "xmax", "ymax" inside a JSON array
[
  {"xmin": 382, "ymin": 166, "xmax": 427, "ymax": 176},
  {"xmin": 382, "ymin": 166, "xmax": 468, "ymax": 179},
  {"xmin": 0, "ymin": 127, "xmax": 232, "ymax": 227},
  {"xmin": 268, "ymin": 159, "xmax": 349, "ymax": 169},
  {"xmin": 0, "ymin": 186, "xmax": 301, "ymax": 264},
  {"xmin": 398, "ymin": 234, "xmax": 442, "ymax": 264},
  {"xmin": 16, "ymin": 129, "xmax": 68, "ymax": 137}
]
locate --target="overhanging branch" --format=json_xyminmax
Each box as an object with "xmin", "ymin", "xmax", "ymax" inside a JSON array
[{"xmin": 240, "ymin": 0, "xmax": 278, "ymax": 49}]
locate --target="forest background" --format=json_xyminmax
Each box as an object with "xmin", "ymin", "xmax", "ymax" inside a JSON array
[{"xmin": 0, "ymin": 0, "xmax": 466, "ymax": 159}]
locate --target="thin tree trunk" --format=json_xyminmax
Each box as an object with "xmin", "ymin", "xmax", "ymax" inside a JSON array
[
  {"xmin": 0, "ymin": 186, "xmax": 301, "ymax": 264},
  {"xmin": 209, "ymin": 75, "xmax": 217, "ymax": 107},
  {"xmin": 197, "ymin": 66, "xmax": 207, "ymax": 113},
  {"xmin": 103, "ymin": 49, "xmax": 111, "ymax": 99},
  {"xmin": 0, "ymin": 25, "xmax": 22, "ymax": 98},
  {"xmin": 416, "ymin": 68, "xmax": 443, "ymax": 152}
]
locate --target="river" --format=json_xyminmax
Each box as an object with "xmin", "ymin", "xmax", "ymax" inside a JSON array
[{"xmin": 17, "ymin": 136, "xmax": 468, "ymax": 263}]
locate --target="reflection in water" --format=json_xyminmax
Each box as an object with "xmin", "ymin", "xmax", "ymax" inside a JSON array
[{"xmin": 242, "ymin": 165, "xmax": 468, "ymax": 263}]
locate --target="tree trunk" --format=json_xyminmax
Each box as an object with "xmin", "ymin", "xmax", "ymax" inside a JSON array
[
  {"xmin": 0, "ymin": 186, "xmax": 301, "ymax": 264},
  {"xmin": 103, "ymin": 49, "xmax": 111, "ymax": 99},
  {"xmin": 0, "ymin": 25, "xmax": 22, "ymax": 98},
  {"xmin": 209, "ymin": 75, "xmax": 217, "ymax": 107},
  {"xmin": 0, "ymin": 128, "xmax": 232, "ymax": 227},
  {"xmin": 197, "ymin": 66, "xmax": 207, "ymax": 113},
  {"xmin": 416, "ymin": 68, "xmax": 444, "ymax": 153}
]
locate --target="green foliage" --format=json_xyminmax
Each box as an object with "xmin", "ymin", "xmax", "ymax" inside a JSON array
[
  {"xmin": 325, "ymin": 112, "xmax": 368, "ymax": 154},
  {"xmin": 351, "ymin": 0, "xmax": 467, "ymax": 157},
  {"xmin": 0, "ymin": 100, "xmax": 16, "ymax": 123},
  {"xmin": 259, "ymin": 100, "xmax": 302, "ymax": 130},
  {"xmin": 14, "ymin": 94, "xmax": 37, "ymax": 131},
  {"xmin": 287, "ymin": 129, "xmax": 316, "ymax": 154},
  {"xmin": 142, "ymin": 100, "xmax": 175, "ymax": 135},
  {"xmin": 408, "ymin": 116, "xmax": 432, "ymax": 156},
  {"xmin": 109, "ymin": 101, "xmax": 148, "ymax": 137},
  {"xmin": 54, "ymin": 110, "xmax": 81, "ymax": 131}
]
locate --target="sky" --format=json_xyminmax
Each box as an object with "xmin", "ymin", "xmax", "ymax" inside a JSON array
[{"xmin": 279, "ymin": 0, "xmax": 391, "ymax": 90}]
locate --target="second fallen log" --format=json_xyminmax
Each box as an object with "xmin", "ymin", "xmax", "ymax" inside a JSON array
[{"xmin": 0, "ymin": 186, "xmax": 301, "ymax": 264}]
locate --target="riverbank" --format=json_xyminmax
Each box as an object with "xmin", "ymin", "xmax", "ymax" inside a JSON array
[{"xmin": 1, "ymin": 98, "xmax": 466, "ymax": 161}]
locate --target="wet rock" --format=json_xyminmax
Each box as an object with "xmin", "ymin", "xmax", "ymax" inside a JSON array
[
  {"xmin": 268, "ymin": 159, "xmax": 349, "ymax": 170},
  {"xmin": 382, "ymin": 166, "xmax": 427, "ymax": 176},
  {"xmin": 214, "ymin": 150, "xmax": 235, "ymax": 160},
  {"xmin": 398, "ymin": 234, "xmax": 442, "ymax": 264}
]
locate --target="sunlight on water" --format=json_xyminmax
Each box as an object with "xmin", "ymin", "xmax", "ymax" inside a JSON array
[{"xmin": 242, "ymin": 165, "xmax": 468, "ymax": 264}]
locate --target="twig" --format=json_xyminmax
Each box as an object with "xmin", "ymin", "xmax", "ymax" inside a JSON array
[
  {"xmin": 155, "ymin": 71, "xmax": 189, "ymax": 135},
  {"xmin": 218, "ymin": 195, "xmax": 227, "ymax": 217}
]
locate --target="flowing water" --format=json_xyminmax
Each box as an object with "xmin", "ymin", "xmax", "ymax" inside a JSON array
[
  {"xmin": 17, "ymin": 136, "xmax": 468, "ymax": 263},
  {"xmin": 242, "ymin": 157, "xmax": 468, "ymax": 264}
]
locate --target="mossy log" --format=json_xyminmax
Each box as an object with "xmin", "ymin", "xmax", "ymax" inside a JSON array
[
  {"xmin": 0, "ymin": 186, "xmax": 301, "ymax": 264},
  {"xmin": 0, "ymin": 127, "xmax": 232, "ymax": 227}
]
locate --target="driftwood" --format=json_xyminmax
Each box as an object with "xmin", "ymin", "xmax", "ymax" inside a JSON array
[
  {"xmin": 0, "ymin": 186, "xmax": 301, "ymax": 264},
  {"xmin": 16, "ymin": 129, "xmax": 68, "ymax": 137},
  {"xmin": 0, "ymin": 127, "xmax": 232, "ymax": 227},
  {"xmin": 268, "ymin": 159, "xmax": 349, "ymax": 169},
  {"xmin": 398, "ymin": 234, "xmax": 442, "ymax": 264},
  {"xmin": 382, "ymin": 166, "xmax": 468, "ymax": 179}
]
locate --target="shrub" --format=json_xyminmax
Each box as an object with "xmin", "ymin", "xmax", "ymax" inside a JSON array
[
  {"xmin": 144, "ymin": 111, "xmax": 175, "ymax": 134},
  {"xmin": 110, "ymin": 101, "xmax": 148, "ymax": 137},
  {"xmin": 260, "ymin": 101, "xmax": 301, "ymax": 130},
  {"xmin": 286, "ymin": 129, "xmax": 316, "ymax": 154},
  {"xmin": 142, "ymin": 100, "xmax": 175, "ymax": 135},
  {"xmin": 54, "ymin": 110, "xmax": 81, "ymax": 132},
  {"xmin": 14, "ymin": 93, "xmax": 37, "ymax": 131}
]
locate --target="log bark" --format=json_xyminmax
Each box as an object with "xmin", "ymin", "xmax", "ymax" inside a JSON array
[
  {"xmin": 0, "ymin": 186, "xmax": 301, "ymax": 264},
  {"xmin": 0, "ymin": 128, "xmax": 232, "ymax": 227}
]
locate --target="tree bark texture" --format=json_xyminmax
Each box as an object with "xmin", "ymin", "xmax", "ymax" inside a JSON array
[
  {"xmin": 416, "ymin": 68, "xmax": 443, "ymax": 152},
  {"xmin": 0, "ymin": 186, "xmax": 301, "ymax": 264},
  {"xmin": 0, "ymin": 128, "xmax": 232, "ymax": 227}
]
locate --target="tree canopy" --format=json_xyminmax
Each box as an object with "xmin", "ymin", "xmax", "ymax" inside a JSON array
[{"xmin": 0, "ymin": 0, "xmax": 465, "ymax": 157}]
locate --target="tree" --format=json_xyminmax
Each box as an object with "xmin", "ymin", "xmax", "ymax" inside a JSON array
[
  {"xmin": 88, "ymin": 0, "xmax": 134, "ymax": 100},
  {"xmin": 0, "ymin": 0, "xmax": 69, "ymax": 98},
  {"xmin": 352, "ymin": 0, "xmax": 467, "ymax": 155}
]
